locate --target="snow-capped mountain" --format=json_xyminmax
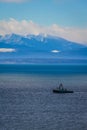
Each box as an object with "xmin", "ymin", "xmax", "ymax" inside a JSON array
[{"xmin": 0, "ymin": 33, "xmax": 87, "ymax": 60}]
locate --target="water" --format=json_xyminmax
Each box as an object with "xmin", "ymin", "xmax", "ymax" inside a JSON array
[{"xmin": 0, "ymin": 64, "xmax": 87, "ymax": 130}]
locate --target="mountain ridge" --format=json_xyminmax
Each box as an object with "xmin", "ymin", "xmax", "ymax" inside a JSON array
[{"xmin": 0, "ymin": 33, "xmax": 87, "ymax": 61}]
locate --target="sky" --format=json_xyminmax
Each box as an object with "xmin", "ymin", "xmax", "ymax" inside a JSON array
[{"xmin": 0, "ymin": 0, "xmax": 87, "ymax": 44}]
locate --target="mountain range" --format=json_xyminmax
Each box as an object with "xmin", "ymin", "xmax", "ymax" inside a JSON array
[{"xmin": 0, "ymin": 33, "xmax": 87, "ymax": 63}]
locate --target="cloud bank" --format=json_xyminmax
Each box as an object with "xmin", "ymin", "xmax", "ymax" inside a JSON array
[
  {"xmin": 0, "ymin": 18, "xmax": 87, "ymax": 44},
  {"xmin": 0, "ymin": 48, "xmax": 15, "ymax": 52}
]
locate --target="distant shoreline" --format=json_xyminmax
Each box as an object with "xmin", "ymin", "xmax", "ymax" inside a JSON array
[{"xmin": 0, "ymin": 58, "xmax": 87, "ymax": 65}]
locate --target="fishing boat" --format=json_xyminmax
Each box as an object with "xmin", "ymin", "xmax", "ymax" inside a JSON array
[{"xmin": 53, "ymin": 83, "xmax": 74, "ymax": 93}]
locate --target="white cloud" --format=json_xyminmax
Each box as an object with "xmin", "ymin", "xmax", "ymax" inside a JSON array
[
  {"xmin": 0, "ymin": 48, "xmax": 16, "ymax": 52},
  {"xmin": 51, "ymin": 50, "xmax": 60, "ymax": 53},
  {"xmin": 0, "ymin": 0, "xmax": 28, "ymax": 3},
  {"xmin": 0, "ymin": 18, "xmax": 87, "ymax": 44}
]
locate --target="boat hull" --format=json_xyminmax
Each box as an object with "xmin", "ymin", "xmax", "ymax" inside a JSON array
[{"xmin": 53, "ymin": 89, "xmax": 74, "ymax": 93}]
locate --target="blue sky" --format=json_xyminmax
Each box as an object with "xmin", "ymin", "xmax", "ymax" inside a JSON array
[
  {"xmin": 0, "ymin": 0, "xmax": 87, "ymax": 27},
  {"xmin": 0, "ymin": 0, "xmax": 87, "ymax": 43}
]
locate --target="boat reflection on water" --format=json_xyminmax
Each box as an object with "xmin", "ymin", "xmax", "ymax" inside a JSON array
[{"xmin": 53, "ymin": 83, "xmax": 74, "ymax": 93}]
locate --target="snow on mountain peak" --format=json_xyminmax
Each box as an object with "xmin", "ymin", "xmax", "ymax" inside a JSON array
[{"xmin": 0, "ymin": 33, "xmax": 23, "ymax": 43}]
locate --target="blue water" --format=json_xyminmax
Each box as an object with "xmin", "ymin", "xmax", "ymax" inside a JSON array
[{"xmin": 0, "ymin": 64, "xmax": 87, "ymax": 130}]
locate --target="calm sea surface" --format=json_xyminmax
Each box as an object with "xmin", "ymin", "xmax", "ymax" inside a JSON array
[{"xmin": 0, "ymin": 64, "xmax": 87, "ymax": 130}]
